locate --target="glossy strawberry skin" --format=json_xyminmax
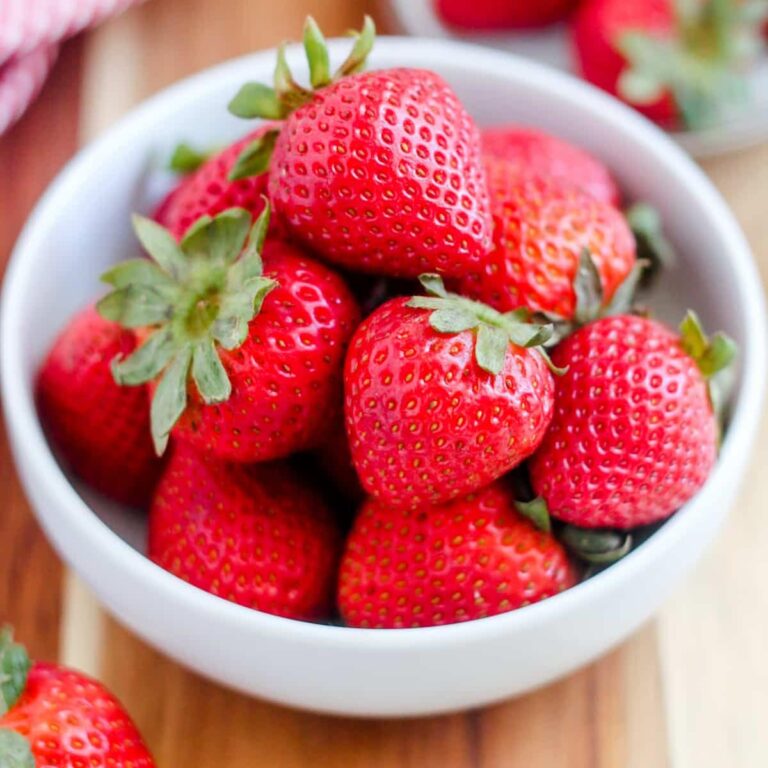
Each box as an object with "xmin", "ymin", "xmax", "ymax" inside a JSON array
[
  {"xmin": 269, "ymin": 68, "xmax": 492, "ymax": 279},
  {"xmin": 529, "ymin": 315, "xmax": 717, "ymax": 529},
  {"xmin": 344, "ymin": 297, "xmax": 555, "ymax": 509},
  {"xmin": 37, "ymin": 306, "xmax": 162, "ymax": 506},
  {"xmin": 436, "ymin": 0, "xmax": 580, "ymax": 29},
  {"xmin": 173, "ymin": 241, "xmax": 359, "ymax": 462},
  {"xmin": 149, "ymin": 444, "xmax": 341, "ymax": 620},
  {"xmin": 573, "ymin": 0, "xmax": 678, "ymax": 126},
  {"xmin": 154, "ymin": 124, "xmax": 278, "ymax": 239},
  {"xmin": 482, "ymin": 125, "xmax": 620, "ymax": 206},
  {"xmin": 338, "ymin": 480, "xmax": 577, "ymax": 628},
  {"xmin": 0, "ymin": 662, "xmax": 155, "ymax": 767},
  {"xmin": 454, "ymin": 161, "xmax": 636, "ymax": 319}
]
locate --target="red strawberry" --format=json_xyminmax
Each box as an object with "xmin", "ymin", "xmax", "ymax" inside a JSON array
[
  {"xmin": 37, "ymin": 306, "xmax": 162, "ymax": 506},
  {"xmin": 98, "ymin": 207, "xmax": 359, "ymax": 461},
  {"xmin": 482, "ymin": 125, "xmax": 620, "ymax": 206},
  {"xmin": 345, "ymin": 275, "xmax": 556, "ymax": 509},
  {"xmin": 154, "ymin": 124, "xmax": 278, "ymax": 240},
  {"xmin": 227, "ymin": 17, "xmax": 492, "ymax": 279},
  {"xmin": 572, "ymin": 0, "xmax": 766, "ymax": 128},
  {"xmin": 454, "ymin": 159, "xmax": 636, "ymax": 319},
  {"xmin": 529, "ymin": 313, "xmax": 736, "ymax": 529},
  {"xmin": 149, "ymin": 443, "xmax": 340, "ymax": 619},
  {"xmin": 338, "ymin": 480, "xmax": 577, "ymax": 628},
  {"xmin": 314, "ymin": 417, "xmax": 364, "ymax": 504},
  {"xmin": 435, "ymin": 0, "xmax": 579, "ymax": 30},
  {"xmin": 0, "ymin": 629, "xmax": 155, "ymax": 767}
]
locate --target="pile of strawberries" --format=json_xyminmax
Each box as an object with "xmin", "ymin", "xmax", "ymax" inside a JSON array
[
  {"xmin": 434, "ymin": 0, "xmax": 768, "ymax": 130},
  {"xmin": 37, "ymin": 17, "xmax": 735, "ymax": 630}
]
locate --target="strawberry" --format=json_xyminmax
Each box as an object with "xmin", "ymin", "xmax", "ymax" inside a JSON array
[
  {"xmin": 314, "ymin": 417, "xmax": 364, "ymax": 504},
  {"xmin": 435, "ymin": 0, "xmax": 579, "ymax": 30},
  {"xmin": 148, "ymin": 443, "xmax": 340, "ymax": 619},
  {"xmin": 338, "ymin": 480, "xmax": 577, "ymax": 628},
  {"xmin": 154, "ymin": 124, "xmax": 278, "ymax": 240},
  {"xmin": 481, "ymin": 125, "xmax": 620, "ymax": 206},
  {"xmin": 97, "ymin": 207, "xmax": 359, "ymax": 461},
  {"xmin": 0, "ymin": 629, "xmax": 155, "ymax": 767},
  {"xmin": 529, "ymin": 312, "xmax": 736, "ymax": 529},
  {"xmin": 345, "ymin": 275, "xmax": 556, "ymax": 509},
  {"xmin": 37, "ymin": 306, "xmax": 162, "ymax": 506},
  {"xmin": 572, "ymin": 0, "xmax": 767, "ymax": 128},
  {"xmin": 454, "ymin": 159, "xmax": 637, "ymax": 320},
  {"xmin": 226, "ymin": 17, "xmax": 492, "ymax": 279}
]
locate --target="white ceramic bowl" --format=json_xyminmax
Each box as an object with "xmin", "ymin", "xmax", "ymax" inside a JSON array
[{"xmin": 2, "ymin": 37, "xmax": 766, "ymax": 717}]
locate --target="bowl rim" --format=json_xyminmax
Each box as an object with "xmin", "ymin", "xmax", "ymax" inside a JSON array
[{"xmin": 2, "ymin": 35, "xmax": 766, "ymax": 651}]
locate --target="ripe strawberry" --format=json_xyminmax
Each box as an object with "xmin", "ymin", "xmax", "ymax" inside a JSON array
[
  {"xmin": 454, "ymin": 159, "xmax": 636, "ymax": 320},
  {"xmin": 338, "ymin": 480, "xmax": 577, "ymax": 628},
  {"xmin": 37, "ymin": 306, "xmax": 162, "ymax": 506},
  {"xmin": 572, "ymin": 0, "xmax": 766, "ymax": 128},
  {"xmin": 529, "ymin": 312, "xmax": 736, "ymax": 529},
  {"xmin": 314, "ymin": 417, "xmax": 364, "ymax": 504},
  {"xmin": 154, "ymin": 124, "xmax": 278, "ymax": 239},
  {"xmin": 227, "ymin": 17, "xmax": 492, "ymax": 279},
  {"xmin": 98, "ymin": 207, "xmax": 359, "ymax": 461},
  {"xmin": 435, "ymin": 0, "xmax": 579, "ymax": 30},
  {"xmin": 149, "ymin": 444, "xmax": 340, "ymax": 619},
  {"xmin": 0, "ymin": 629, "xmax": 155, "ymax": 767},
  {"xmin": 345, "ymin": 275, "xmax": 556, "ymax": 509},
  {"xmin": 482, "ymin": 125, "xmax": 620, "ymax": 206}
]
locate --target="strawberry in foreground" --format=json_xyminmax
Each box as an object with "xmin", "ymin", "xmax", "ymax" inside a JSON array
[
  {"xmin": 154, "ymin": 124, "xmax": 279, "ymax": 240},
  {"xmin": 37, "ymin": 306, "xmax": 162, "ymax": 506},
  {"xmin": 0, "ymin": 628, "xmax": 155, "ymax": 767},
  {"xmin": 454, "ymin": 158, "xmax": 637, "ymax": 319},
  {"xmin": 529, "ymin": 312, "xmax": 736, "ymax": 529},
  {"xmin": 149, "ymin": 443, "xmax": 340, "ymax": 619},
  {"xmin": 98, "ymin": 206, "xmax": 359, "ymax": 461},
  {"xmin": 338, "ymin": 480, "xmax": 576, "ymax": 628},
  {"xmin": 345, "ymin": 274, "xmax": 556, "ymax": 509},
  {"xmin": 573, "ymin": 0, "xmax": 767, "ymax": 128},
  {"xmin": 435, "ymin": 0, "xmax": 579, "ymax": 30},
  {"xmin": 227, "ymin": 17, "xmax": 493, "ymax": 279},
  {"xmin": 481, "ymin": 125, "xmax": 621, "ymax": 206}
]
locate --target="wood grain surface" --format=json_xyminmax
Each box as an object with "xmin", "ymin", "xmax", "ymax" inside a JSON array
[{"xmin": 1, "ymin": 1, "xmax": 766, "ymax": 766}]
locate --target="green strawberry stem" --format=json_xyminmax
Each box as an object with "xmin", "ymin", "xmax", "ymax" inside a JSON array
[
  {"xmin": 0, "ymin": 628, "xmax": 29, "ymax": 717},
  {"xmin": 560, "ymin": 525, "xmax": 634, "ymax": 565},
  {"xmin": 0, "ymin": 730, "xmax": 34, "ymax": 768},
  {"xmin": 227, "ymin": 15, "xmax": 376, "ymax": 180},
  {"xmin": 616, "ymin": 0, "xmax": 767, "ymax": 128},
  {"xmin": 97, "ymin": 204, "xmax": 277, "ymax": 455},
  {"xmin": 406, "ymin": 274, "xmax": 564, "ymax": 376}
]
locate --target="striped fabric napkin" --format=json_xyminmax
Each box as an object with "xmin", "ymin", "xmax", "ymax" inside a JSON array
[{"xmin": 0, "ymin": 0, "xmax": 143, "ymax": 134}]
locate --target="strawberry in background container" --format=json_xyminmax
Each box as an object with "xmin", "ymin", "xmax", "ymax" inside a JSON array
[{"xmin": 386, "ymin": 0, "xmax": 768, "ymax": 156}]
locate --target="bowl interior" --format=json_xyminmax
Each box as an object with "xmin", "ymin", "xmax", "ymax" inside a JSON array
[{"xmin": 3, "ymin": 38, "xmax": 759, "ymax": 597}]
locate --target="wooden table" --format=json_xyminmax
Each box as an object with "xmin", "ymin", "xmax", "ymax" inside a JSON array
[{"xmin": 2, "ymin": 1, "xmax": 767, "ymax": 765}]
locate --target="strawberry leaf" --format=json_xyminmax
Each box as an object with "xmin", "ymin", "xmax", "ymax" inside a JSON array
[
  {"xmin": 228, "ymin": 129, "xmax": 280, "ymax": 181},
  {"xmin": 304, "ymin": 16, "xmax": 331, "ymax": 89},
  {"xmin": 150, "ymin": 347, "xmax": 192, "ymax": 455},
  {"xmin": 560, "ymin": 526, "xmax": 633, "ymax": 564},
  {"xmin": 96, "ymin": 285, "xmax": 172, "ymax": 329},
  {"xmin": 131, "ymin": 214, "xmax": 188, "ymax": 279},
  {"xmin": 112, "ymin": 327, "xmax": 176, "ymax": 386},
  {"xmin": 0, "ymin": 628, "xmax": 29, "ymax": 716},
  {"xmin": 514, "ymin": 497, "xmax": 551, "ymax": 534},
  {"xmin": 192, "ymin": 340, "xmax": 232, "ymax": 404},
  {"xmin": 169, "ymin": 143, "xmax": 211, "ymax": 174},
  {"xmin": 0, "ymin": 730, "xmax": 34, "ymax": 768},
  {"xmin": 573, "ymin": 248, "xmax": 604, "ymax": 326},
  {"xmin": 335, "ymin": 15, "xmax": 376, "ymax": 77},
  {"xmin": 228, "ymin": 82, "xmax": 284, "ymax": 120},
  {"xmin": 680, "ymin": 310, "xmax": 737, "ymax": 380},
  {"xmin": 179, "ymin": 207, "xmax": 251, "ymax": 263},
  {"xmin": 428, "ymin": 307, "xmax": 478, "ymax": 334}
]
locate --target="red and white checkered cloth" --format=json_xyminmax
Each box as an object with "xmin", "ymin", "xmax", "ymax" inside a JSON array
[{"xmin": 0, "ymin": 0, "xmax": 144, "ymax": 134}]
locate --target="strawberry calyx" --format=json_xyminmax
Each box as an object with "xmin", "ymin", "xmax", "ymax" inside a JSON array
[
  {"xmin": 0, "ymin": 730, "xmax": 34, "ymax": 768},
  {"xmin": 168, "ymin": 142, "xmax": 214, "ymax": 174},
  {"xmin": 679, "ymin": 310, "xmax": 737, "ymax": 380},
  {"xmin": 514, "ymin": 497, "xmax": 552, "ymax": 533},
  {"xmin": 406, "ymin": 274, "xmax": 563, "ymax": 376},
  {"xmin": 0, "ymin": 627, "xmax": 29, "ymax": 717},
  {"xmin": 227, "ymin": 15, "xmax": 376, "ymax": 180},
  {"xmin": 616, "ymin": 0, "xmax": 767, "ymax": 128},
  {"xmin": 626, "ymin": 203, "xmax": 676, "ymax": 286},
  {"xmin": 97, "ymin": 204, "xmax": 277, "ymax": 455},
  {"xmin": 560, "ymin": 525, "xmax": 634, "ymax": 564}
]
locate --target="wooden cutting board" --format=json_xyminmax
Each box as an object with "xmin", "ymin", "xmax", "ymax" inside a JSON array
[{"xmin": 2, "ymin": 1, "xmax": 768, "ymax": 765}]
